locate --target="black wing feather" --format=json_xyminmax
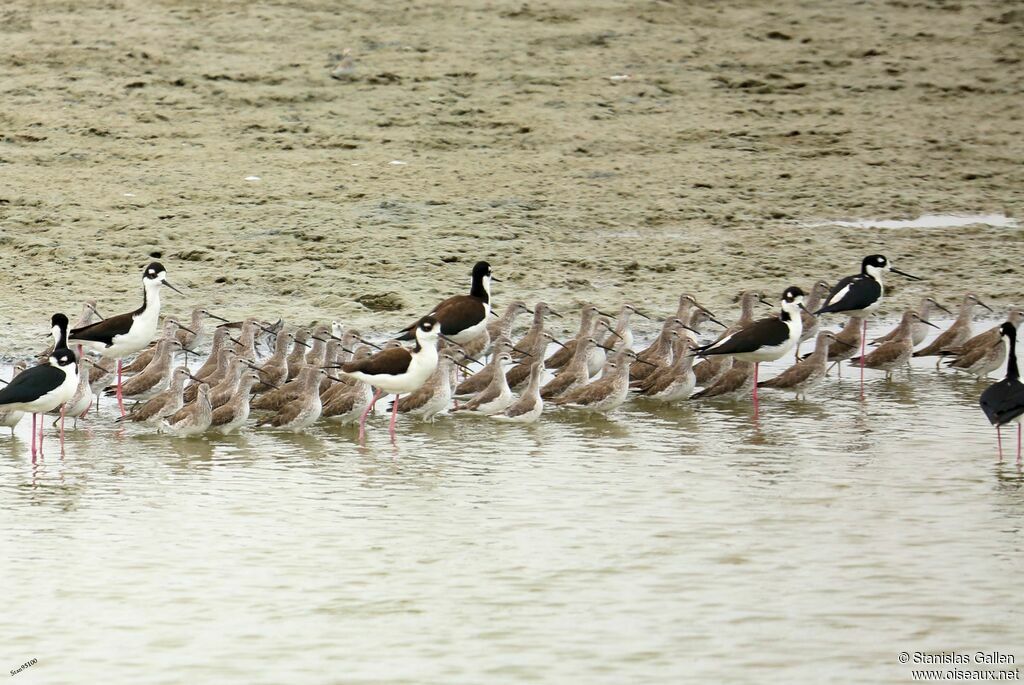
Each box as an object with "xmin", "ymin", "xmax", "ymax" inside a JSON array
[
  {"xmin": 69, "ymin": 311, "xmax": 136, "ymax": 345},
  {"xmin": 0, "ymin": 365, "xmax": 65, "ymax": 405},
  {"xmin": 343, "ymin": 347, "xmax": 413, "ymax": 377},
  {"xmin": 980, "ymin": 379, "xmax": 1024, "ymax": 426},
  {"xmin": 397, "ymin": 295, "xmax": 484, "ymax": 340},
  {"xmin": 696, "ymin": 317, "xmax": 788, "ymax": 357},
  {"xmin": 815, "ymin": 275, "xmax": 880, "ymax": 315}
]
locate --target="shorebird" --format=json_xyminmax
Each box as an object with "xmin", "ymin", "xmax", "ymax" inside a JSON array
[
  {"xmin": 286, "ymin": 328, "xmax": 312, "ymax": 380},
  {"xmin": 693, "ymin": 290, "xmax": 769, "ymax": 386},
  {"xmin": 122, "ymin": 318, "xmax": 194, "ymax": 373},
  {"xmin": 87, "ymin": 357, "xmax": 116, "ymax": 411},
  {"xmin": 107, "ymin": 338, "xmax": 187, "ymax": 401},
  {"xmin": 691, "ymin": 361, "xmax": 755, "ymax": 400},
  {"xmin": 192, "ymin": 327, "xmax": 232, "ymax": 380},
  {"xmin": 849, "ymin": 311, "xmax": 938, "ymax": 380},
  {"xmin": 254, "ymin": 329, "xmax": 294, "ymax": 393},
  {"xmin": 633, "ymin": 317, "xmax": 685, "ymax": 383},
  {"xmin": 161, "ymin": 384, "xmax": 212, "ymax": 437},
  {"xmin": 454, "ymin": 352, "xmax": 516, "ymax": 415},
  {"xmin": 913, "ymin": 293, "xmax": 993, "ymax": 367},
  {"xmin": 545, "ymin": 304, "xmax": 603, "ymax": 370},
  {"xmin": 493, "ymin": 360, "xmax": 546, "ymax": 423},
  {"xmin": 251, "ymin": 363, "xmax": 316, "ymax": 412},
  {"xmin": 68, "ymin": 262, "xmax": 183, "ymax": 415},
  {"xmin": 398, "ymin": 261, "xmax": 496, "ymax": 345},
  {"xmin": 208, "ymin": 357, "xmax": 259, "ymax": 410},
  {"xmin": 43, "ymin": 303, "xmax": 99, "ymax": 360},
  {"xmin": 591, "ymin": 307, "xmax": 646, "ymax": 376},
  {"xmin": 454, "ymin": 337, "xmax": 518, "ymax": 397},
  {"xmin": 175, "ymin": 307, "xmax": 230, "ymax": 350},
  {"xmin": 0, "ymin": 346, "xmax": 79, "ymax": 456},
  {"xmin": 56, "ymin": 358, "xmax": 101, "ymax": 425},
  {"xmin": 485, "ymin": 301, "xmax": 532, "ymax": 354},
  {"xmin": 512, "ymin": 302, "xmax": 561, "ymax": 362},
  {"xmin": 541, "ymin": 337, "xmax": 611, "ymax": 399},
  {"xmin": 815, "ymin": 317, "xmax": 863, "ymax": 377},
  {"xmin": 944, "ymin": 309, "xmax": 1024, "ymax": 378},
  {"xmin": 330, "ymin": 317, "xmax": 442, "ymax": 443},
  {"xmin": 0, "ymin": 362, "xmax": 28, "ymax": 435},
  {"xmin": 979, "ymin": 323, "xmax": 1024, "ymax": 461},
  {"xmin": 693, "ymin": 286, "xmax": 806, "ymax": 405},
  {"xmin": 554, "ymin": 350, "xmax": 647, "ymax": 413},
  {"xmin": 633, "ymin": 330, "xmax": 700, "ymax": 402},
  {"xmin": 506, "ymin": 332, "xmax": 566, "ymax": 391},
  {"xmin": 37, "ymin": 313, "xmax": 69, "ymax": 364},
  {"xmin": 814, "ymin": 254, "xmax": 921, "ymax": 387},
  {"xmin": 758, "ymin": 331, "xmax": 846, "ymax": 399},
  {"xmin": 210, "ymin": 370, "xmax": 261, "ymax": 433},
  {"xmin": 796, "ymin": 280, "xmax": 831, "ymax": 358},
  {"xmin": 120, "ymin": 366, "xmax": 199, "ymax": 424},
  {"xmin": 322, "ymin": 356, "xmax": 375, "ymax": 425},
  {"xmin": 392, "ymin": 352, "xmax": 461, "ymax": 421},
  {"xmin": 872, "ymin": 296, "xmax": 953, "ymax": 347}
]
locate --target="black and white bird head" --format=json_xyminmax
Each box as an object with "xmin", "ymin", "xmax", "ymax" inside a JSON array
[
  {"xmin": 861, "ymin": 254, "xmax": 921, "ymax": 282},
  {"xmin": 143, "ymin": 261, "xmax": 183, "ymax": 294},
  {"xmin": 1000, "ymin": 321, "xmax": 1017, "ymax": 341},
  {"xmin": 50, "ymin": 313, "xmax": 69, "ymax": 340},
  {"xmin": 780, "ymin": 286, "xmax": 807, "ymax": 315},
  {"xmin": 471, "ymin": 261, "xmax": 497, "ymax": 298},
  {"xmin": 415, "ymin": 316, "xmax": 441, "ymax": 344},
  {"xmin": 50, "ymin": 348, "xmax": 77, "ymax": 370}
]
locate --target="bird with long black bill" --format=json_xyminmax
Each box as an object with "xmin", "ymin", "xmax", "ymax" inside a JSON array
[
  {"xmin": 979, "ymin": 322, "xmax": 1024, "ymax": 462},
  {"xmin": 397, "ymin": 261, "xmax": 496, "ymax": 345},
  {"xmin": 0, "ymin": 344, "xmax": 79, "ymax": 457},
  {"xmin": 329, "ymin": 317, "xmax": 442, "ymax": 444},
  {"xmin": 68, "ymin": 262, "xmax": 183, "ymax": 416},
  {"xmin": 814, "ymin": 254, "xmax": 921, "ymax": 391},
  {"xmin": 692, "ymin": 286, "xmax": 806, "ymax": 409}
]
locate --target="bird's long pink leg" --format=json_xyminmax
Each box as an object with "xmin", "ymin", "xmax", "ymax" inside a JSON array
[
  {"xmin": 860, "ymin": 320, "xmax": 867, "ymax": 398},
  {"xmin": 997, "ymin": 426, "xmax": 1003, "ymax": 461},
  {"xmin": 1018, "ymin": 424, "xmax": 1021, "ymax": 464},
  {"xmin": 752, "ymin": 362, "xmax": 759, "ymax": 419},
  {"xmin": 389, "ymin": 394, "xmax": 400, "ymax": 444},
  {"xmin": 60, "ymin": 404, "xmax": 66, "ymax": 455},
  {"xmin": 358, "ymin": 389, "xmax": 382, "ymax": 444},
  {"xmin": 31, "ymin": 414, "xmax": 37, "ymax": 458},
  {"xmin": 116, "ymin": 359, "xmax": 126, "ymax": 416},
  {"xmin": 38, "ymin": 413, "xmax": 44, "ymax": 457}
]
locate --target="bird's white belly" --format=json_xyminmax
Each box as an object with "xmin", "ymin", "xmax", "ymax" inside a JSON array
[{"xmin": 449, "ymin": 317, "xmax": 488, "ymax": 345}]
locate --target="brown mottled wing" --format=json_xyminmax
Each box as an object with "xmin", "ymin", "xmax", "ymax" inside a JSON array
[
  {"xmin": 343, "ymin": 347, "xmax": 413, "ymax": 377},
  {"xmin": 544, "ymin": 340, "xmax": 575, "ymax": 369},
  {"xmin": 264, "ymin": 401, "xmax": 302, "ymax": 427},
  {"xmin": 128, "ymin": 395, "xmax": 167, "ymax": 422},
  {"xmin": 503, "ymin": 395, "xmax": 538, "ymax": 418},
  {"xmin": 505, "ymin": 363, "xmax": 530, "ymax": 389},
  {"xmin": 323, "ymin": 390, "xmax": 358, "ymax": 417},
  {"xmin": 165, "ymin": 404, "xmax": 194, "ymax": 426},
  {"xmin": 210, "ymin": 403, "xmax": 235, "ymax": 427},
  {"xmin": 455, "ymin": 366, "xmax": 494, "ymax": 395}
]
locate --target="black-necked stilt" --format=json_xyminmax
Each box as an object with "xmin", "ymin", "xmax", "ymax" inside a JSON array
[
  {"xmin": 493, "ymin": 360, "xmax": 546, "ymax": 423},
  {"xmin": 0, "ymin": 346, "xmax": 79, "ymax": 457},
  {"xmin": 37, "ymin": 313, "xmax": 70, "ymax": 364},
  {"xmin": 945, "ymin": 309, "xmax": 1024, "ymax": 378},
  {"xmin": 331, "ymin": 317, "xmax": 442, "ymax": 443},
  {"xmin": 872, "ymin": 296, "xmax": 953, "ymax": 347},
  {"xmin": 913, "ymin": 293, "xmax": 993, "ymax": 367},
  {"xmin": 256, "ymin": 368, "xmax": 327, "ymax": 432},
  {"xmin": 979, "ymin": 322, "xmax": 1024, "ymax": 462},
  {"xmin": 759, "ymin": 330, "xmax": 847, "ymax": 399},
  {"xmin": 68, "ymin": 261, "xmax": 183, "ymax": 415},
  {"xmin": 209, "ymin": 370, "xmax": 261, "ymax": 434},
  {"xmin": 693, "ymin": 290, "xmax": 771, "ymax": 386},
  {"xmin": 851, "ymin": 311, "xmax": 938, "ymax": 380},
  {"xmin": 161, "ymin": 383, "xmax": 212, "ymax": 437},
  {"xmin": 814, "ymin": 254, "xmax": 921, "ymax": 389},
  {"xmin": 693, "ymin": 286, "xmax": 807, "ymax": 407},
  {"xmin": 398, "ymin": 261, "xmax": 496, "ymax": 346}
]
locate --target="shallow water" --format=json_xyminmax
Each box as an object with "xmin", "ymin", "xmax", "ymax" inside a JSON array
[
  {"xmin": 804, "ymin": 213, "xmax": 1019, "ymax": 230},
  {"xmin": 2, "ymin": 320, "xmax": 1022, "ymax": 684}
]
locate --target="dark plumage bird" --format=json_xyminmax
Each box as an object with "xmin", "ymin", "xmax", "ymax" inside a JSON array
[
  {"xmin": 979, "ymin": 322, "xmax": 1024, "ymax": 462},
  {"xmin": 397, "ymin": 261, "xmax": 496, "ymax": 345}
]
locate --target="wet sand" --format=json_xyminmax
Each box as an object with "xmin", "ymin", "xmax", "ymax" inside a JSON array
[{"xmin": 1, "ymin": 0, "xmax": 1021, "ymax": 353}]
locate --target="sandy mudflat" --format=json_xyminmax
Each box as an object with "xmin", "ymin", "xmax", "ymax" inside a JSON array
[{"xmin": 0, "ymin": 0, "xmax": 1021, "ymax": 354}]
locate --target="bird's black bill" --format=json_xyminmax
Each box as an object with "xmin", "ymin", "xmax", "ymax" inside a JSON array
[
  {"xmin": 512, "ymin": 346, "xmax": 532, "ymax": 357},
  {"xmin": 637, "ymin": 358, "xmax": 658, "ymax": 367},
  {"xmin": 490, "ymin": 276, "xmax": 502, "ymax": 282},
  {"xmin": 87, "ymin": 304, "xmax": 104, "ymax": 319},
  {"xmin": 207, "ymin": 313, "xmax": 231, "ymax": 323},
  {"xmin": 548, "ymin": 309, "xmax": 563, "ymax": 319},
  {"xmin": 920, "ymin": 318, "xmax": 941, "ymax": 329},
  {"xmin": 758, "ymin": 296, "xmax": 774, "ymax": 307},
  {"xmin": 489, "ymin": 311, "xmax": 500, "ymax": 318},
  {"xmin": 325, "ymin": 375, "xmax": 345, "ymax": 384},
  {"xmin": 934, "ymin": 302, "xmax": 954, "ymax": 316},
  {"xmin": 357, "ymin": 337, "xmax": 383, "ymax": 351},
  {"xmin": 163, "ymin": 280, "xmax": 184, "ymax": 295},
  {"xmin": 178, "ymin": 324, "xmax": 197, "ymax": 335},
  {"xmin": 891, "ymin": 268, "xmax": 922, "ymax": 281},
  {"xmin": 977, "ymin": 300, "xmax": 994, "ymax": 313},
  {"xmin": 294, "ymin": 339, "xmax": 312, "ymax": 349}
]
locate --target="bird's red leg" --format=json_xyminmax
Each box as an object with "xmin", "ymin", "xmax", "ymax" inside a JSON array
[
  {"xmin": 116, "ymin": 359, "xmax": 126, "ymax": 416},
  {"xmin": 997, "ymin": 426, "xmax": 1003, "ymax": 461},
  {"xmin": 31, "ymin": 414, "xmax": 36, "ymax": 458},
  {"xmin": 358, "ymin": 389, "xmax": 381, "ymax": 444},
  {"xmin": 60, "ymin": 404, "xmax": 66, "ymax": 455},
  {"xmin": 389, "ymin": 395, "xmax": 399, "ymax": 444}
]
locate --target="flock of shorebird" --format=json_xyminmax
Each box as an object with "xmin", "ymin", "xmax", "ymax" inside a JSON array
[{"xmin": 0, "ymin": 257, "xmax": 1020, "ymax": 459}]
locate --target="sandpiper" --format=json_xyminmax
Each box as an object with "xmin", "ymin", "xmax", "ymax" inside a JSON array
[
  {"xmin": 392, "ymin": 352, "xmax": 462, "ymax": 421},
  {"xmin": 979, "ymin": 323, "xmax": 1024, "ymax": 461},
  {"xmin": 691, "ymin": 361, "xmax": 756, "ymax": 400},
  {"xmin": 454, "ymin": 352, "xmax": 516, "ymax": 415},
  {"xmin": 512, "ymin": 302, "xmax": 561, "ymax": 362},
  {"xmin": 545, "ymin": 304, "xmax": 603, "ymax": 370},
  {"xmin": 254, "ymin": 329, "xmax": 294, "ymax": 393},
  {"xmin": 256, "ymin": 368, "xmax": 325, "ymax": 432},
  {"xmin": 872, "ymin": 296, "xmax": 953, "ymax": 347},
  {"xmin": 0, "ymin": 347, "xmax": 79, "ymax": 457},
  {"xmin": 633, "ymin": 330, "xmax": 700, "ymax": 402},
  {"xmin": 286, "ymin": 328, "xmax": 312, "ymax": 380},
  {"xmin": 633, "ymin": 317, "xmax": 685, "ymax": 383},
  {"xmin": 541, "ymin": 337, "xmax": 611, "ymax": 399},
  {"xmin": 121, "ymin": 366, "xmax": 199, "ymax": 424},
  {"xmin": 913, "ymin": 293, "xmax": 993, "ymax": 367},
  {"xmin": 330, "ymin": 317, "xmax": 442, "ymax": 443},
  {"xmin": 0, "ymin": 362, "xmax": 28, "ymax": 435},
  {"xmin": 590, "ymin": 308, "xmax": 640, "ymax": 377},
  {"xmin": 162, "ymin": 384, "xmax": 213, "ymax": 437},
  {"xmin": 454, "ymin": 338, "xmax": 517, "ymax": 397},
  {"xmin": 185, "ymin": 348, "xmax": 235, "ymax": 403},
  {"xmin": 758, "ymin": 331, "xmax": 846, "ymax": 398},
  {"xmin": 106, "ymin": 338, "xmax": 186, "ymax": 401},
  {"xmin": 192, "ymin": 327, "xmax": 233, "ymax": 380},
  {"xmin": 122, "ymin": 319, "xmax": 194, "ymax": 373},
  {"xmin": 176, "ymin": 307, "xmax": 230, "ymax": 350},
  {"xmin": 68, "ymin": 262, "xmax": 183, "ymax": 415},
  {"xmin": 850, "ymin": 311, "xmax": 938, "ymax": 380},
  {"xmin": 505, "ymin": 332, "xmax": 565, "ymax": 391},
  {"xmin": 484, "ymin": 301, "xmax": 532, "ymax": 355},
  {"xmin": 555, "ymin": 350, "xmax": 646, "ymax": 413},
  {"xmin": 493, "ymin": 360, "xmax": 546, "ymax": 423},
  {"xmin": 796, "ymin": 280, "xmax": 831, "ymax": 358},
  {"xmin": 398, "ymin": 261, "xmax": 496, "ymax": 345},
  {"xmin": 944, "ymin": 309, "xmax": 1024, "ymax": 378},
  {"xmin": 693, "ymin": 287, "xmax": 806, "ymax": 405},
  {"xmin": 322, "ymin": 353, "xmax": 375, "ymax": 425},
  {"xmin": 210, "ymin": 370, "xmax": 261, "ymax": 433}
]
